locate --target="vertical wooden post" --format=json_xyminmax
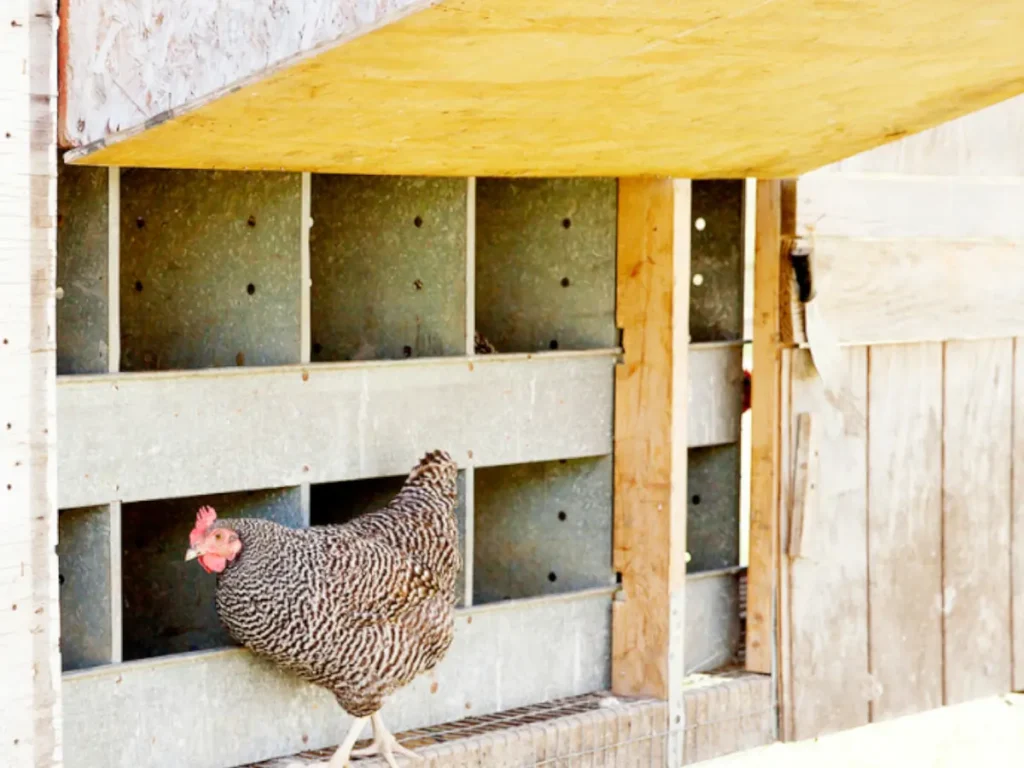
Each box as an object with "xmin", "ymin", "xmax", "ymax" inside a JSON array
[
  {"xmin": 745, "ymin": 180, "xmax": 794, "ymax": 676},
  {"xmin": 0, "ymin": 1, "xmax": 63, "ymax": 766},
  {"xmin": 612, "ymin": 178, "xmax": 690, "ymax": 764}
]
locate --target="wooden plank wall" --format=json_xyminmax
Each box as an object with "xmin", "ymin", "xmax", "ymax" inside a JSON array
[
  {"xmin": 775, "ymin": 94, "xmax": 1024, "ymax": 741},
  {"xmin": 1, "ymin": 3, "xmax": 63, "ymax": 768}
]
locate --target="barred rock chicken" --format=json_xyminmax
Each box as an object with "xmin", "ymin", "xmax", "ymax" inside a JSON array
[{"xmin": 184, "ymin": 450, "xmax": 461, "ymax": 767}]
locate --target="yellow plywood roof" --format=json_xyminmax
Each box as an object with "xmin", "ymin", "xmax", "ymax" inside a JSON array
[{"xmin": 66, "ymin": 0, "xmax": 1024, "ymax": 177}]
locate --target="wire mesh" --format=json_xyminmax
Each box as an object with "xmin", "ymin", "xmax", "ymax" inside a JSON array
[{"xmin": 247, "ymin": 681, "xmax": 776, "ymax": 767}]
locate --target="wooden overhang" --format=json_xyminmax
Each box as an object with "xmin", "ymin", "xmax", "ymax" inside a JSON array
[{"xmin": 60, "ymin": 0, "xmax": 1024, "ymax": 177}]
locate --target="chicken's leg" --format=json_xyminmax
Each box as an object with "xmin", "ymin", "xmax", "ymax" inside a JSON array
[
  {"xmin": 349, "ymin": 712, "xmax": 422, "ymax": 766},
  {"xmin": 285, "ymin": 716, "xmax": 368, "ymax": 768}
]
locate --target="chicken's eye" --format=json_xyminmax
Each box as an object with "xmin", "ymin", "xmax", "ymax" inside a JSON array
[{"xmin": 214, "ymin": 532, "xmax": 222, "ymax": 540}]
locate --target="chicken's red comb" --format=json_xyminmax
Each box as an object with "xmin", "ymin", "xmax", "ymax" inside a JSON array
[{"xmin": 189, "ymin": 506, "xmax": 217, "ymax": 546}]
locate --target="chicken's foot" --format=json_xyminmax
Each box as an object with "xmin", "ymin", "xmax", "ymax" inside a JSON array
[
  {"xmin": 285, "ymin": 715, "xmax": 369, "ymax": 768},
  {"xmin": 350, "ymin": 712, "xmax": 422, "ymax": 767}
]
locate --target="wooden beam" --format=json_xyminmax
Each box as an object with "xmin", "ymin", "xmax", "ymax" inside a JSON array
[
  {"xmin": 0, "ymin": 2, "xmax": 62, "ymax": 766},
  {"xmin": 60, "ymin": 0, "xmax": 1024, "ymax": 177},
  {"xmin": 745, "ymin": 180, "xmax": 795, "ymax": 674},
  {"xmin": 612, "ymin": 178, "xmax": 690, "ymax": 760}
]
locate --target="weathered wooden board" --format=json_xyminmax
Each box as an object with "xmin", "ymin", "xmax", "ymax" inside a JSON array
[
  {"xmin": 62, "ymin": 590, "xmax": 613, "ymax": 768},
  {"xmin": 57, "ymin": 351, "xmax": 616, "ymax": 509},
  {"xmin": 1, "ymin": 3, "xmax": 62, "ymax": 767},
  {"xmin": 867, "ymin": 343, "xmax": 943, "ymax": 720},
  {"xmin": 822, "ymin": 95, "xmax": 1024, "ymax": 178},
  {"xmin": 786, "ymin": 348, "xmax": 869, "ymax": 740},
  {"xmin": 62, "ymin": 0, "xmax": 1024, "ymax": 177},
  {"xmin": 797, "ymin": 175, "xmax": 1024, "ymax": 240},
  {"xmin": 745, "ymin": 180, "xmax": 795, "ymax": 674},
  {"xmin": 612, "ymin": 177, "xmax": 688, "ymax": 766},
  {"xmin": 1015, "ymin": 338, "xmax": 1024, "ymax": 693},
  {"xmin": 800, "ymin": 238, "xmax": 1024, "ymax": 346},
  {"xmin": 943, "ymin": 340, "xmax": 1014, "ymax": 704}
]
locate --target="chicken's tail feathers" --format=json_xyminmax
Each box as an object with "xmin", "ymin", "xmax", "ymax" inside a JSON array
[{"xmin": 405, "ymin": 449, "xmax": 459, "ymax": 493}]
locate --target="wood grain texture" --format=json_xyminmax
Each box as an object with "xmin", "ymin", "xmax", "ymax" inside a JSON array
[
  {"xmin": 822, "ymin": 94, "xmax": 1024, "ymax": 178},
  {"xmin": 867, "ymin": 343, "xmax": 944, "ymax": 721},
  {"xmin": 943, "ymin": 340, "xmax": 1014, "ymax": 704},
  {"xmin": 63, "ymin": 0, "xmax": 1024, "ymax": 176},
  {"xmin": 612, "ymin": 178, "xmax": 689, "ymax": 722},
  {"xmin": 0, "ymin": 2, "xmax": 63, "ymax": 766},
  {"xmin": 797, "ymin": 175, "xmax": 1024, "ymax": 240},
  {"xmin": 745, "ymin": 180, "xmax": 794, "ymax": 673},
  {"xmin": 1015, "ymin": 338, "xmax": 1024, "ymax": 692},
  {"xmin": 786, "ymin": 348, "xmax": 869, "ymax": 740},
  {"xmin": 801, "ymin": 238, "xmax": 1024, "ymax": 346}
]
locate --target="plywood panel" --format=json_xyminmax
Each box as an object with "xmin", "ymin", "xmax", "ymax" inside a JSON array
[
  {"xmin": 1015, "ymin": 338, "xmax": 1024, "ymax": 692},
  {"xmin": 943, "ymin": 339, "xmax": 1014, "ymax": 704},
  {"xmin": 798, "ymin": 238, "xmax": 1024, "ymax": 345},
  {"xmin": 64, "ymin": 0, "xmax": 1024, "ymax": 177},
  {"xmin": 57, "ymin": 351, "xmax": 616, "ymax": 508},
  {"xmin": 787, "ymin": 348, "xmax": 869, "ymax": 740},
  {"xmin": 797, "ymin": 175, "xmax": 1024, "ymax": 240},
  {"xmin": 867, "ymin": 343, "xmax": 943, "ymax": 720}
]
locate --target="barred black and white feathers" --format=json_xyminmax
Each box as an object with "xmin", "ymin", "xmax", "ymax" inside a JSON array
[{"xmin": 207, "ymin": 450, "xmax": 460, "ymax": 718}]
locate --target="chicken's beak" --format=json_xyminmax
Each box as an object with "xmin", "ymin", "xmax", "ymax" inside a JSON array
[{"xmin": 184, "ymin": 548, "xmax": 201, "ymax": 561}]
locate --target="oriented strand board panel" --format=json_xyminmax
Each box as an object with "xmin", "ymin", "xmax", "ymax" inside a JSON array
[
  {"xmin": 943, "ymin": 339, "xmax": 1013, "ymax": 704},
  {"xmin": 62, "ymin": 1, "xmax": 1024, "ymax": 176},
  {"xmin": 119, "ymin": 169, "xmax": 302, "ymax": 371},
  {"xmin": 310, "ymin": 175, "xmax": 467, "ymax": 362},
  {"xmin": 785, "ymin": 348, "xmax": 869, "ymax": 740},
  {"xmin": 62, "ymin": 591, "xmax": 612, "ymax": 768},
  {"xmin": 867, "ymin": 344, "xmax": 943, "ymax": 721},
  {"xmin": 475, "ymin": 178, "xmax": 618, "ymax": 353}
]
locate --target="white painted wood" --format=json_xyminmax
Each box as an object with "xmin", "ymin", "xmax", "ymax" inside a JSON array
[
  {"xmin": 62, "ymin": 589, "xmax": 614, "ymax": 768},
  {"xmin": 465, "ymin": 176, "xmax": 477, "ymax": 356},
  {"xmin": 796, "ymin": 174, "xmax": 1024, "ymax": 240},
  {"xmin": 0, "ymin": 2, "xmax": 62, "ymax": 766},
  {"xmin": 668, "ymin": 177, "xmax": 692, "ymax": 768},
  {"xmin": 688, "ymin": 342, "xmax": 744, "ymax": 448},
  {"xmin": 802, "ymin": 237, "xmax": 1024, "ymax": 345},
  {"xmin": 57, "ymin": 351, "xmax": 617, "ymax": 508},
  {"xmin": 820, "ymin": 95, "xmax": 1024, "ymax": 178}
]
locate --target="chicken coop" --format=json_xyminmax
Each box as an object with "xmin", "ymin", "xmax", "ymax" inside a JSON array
[{"xmin": 5, "ymin": 1, "xmax": 1024, "ymax": 768}]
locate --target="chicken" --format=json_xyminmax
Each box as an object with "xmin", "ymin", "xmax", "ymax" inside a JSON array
[
  {"xmin": 184, "ymin": 450, "xmax": 461, "ymax": 767},
  {"xmin": 742, "ymin": 368, "xmax": 752, "ymax": 414}
]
